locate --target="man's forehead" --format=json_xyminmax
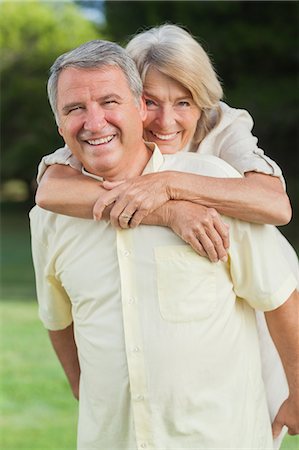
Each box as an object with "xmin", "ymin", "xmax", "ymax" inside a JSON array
[
  {"xmin": 58, "ymin": 65, "xmax": 129, "ymax": 89},
  {"xmin": 57, "ymin": 65, "xmax": 132, "ymax": 102}
]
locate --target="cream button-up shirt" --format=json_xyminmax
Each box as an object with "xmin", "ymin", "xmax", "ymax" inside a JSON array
[{"xmin": 30, "ymin": 145, "xmax": 296, "ymax": 450}]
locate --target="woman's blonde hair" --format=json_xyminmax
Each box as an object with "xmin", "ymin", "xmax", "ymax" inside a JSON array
[{"xmin": 126, "ymin": 24, "xmax": 223, "ymax": 148}]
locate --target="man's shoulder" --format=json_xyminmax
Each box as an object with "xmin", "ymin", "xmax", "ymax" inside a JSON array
[
  {"xmin": 29, "ymin": 205, "xmax": 59, "ymax": 237},
  {"xmin": 162, "ymin": 152, "xmax": 242, "ymax": 178}
]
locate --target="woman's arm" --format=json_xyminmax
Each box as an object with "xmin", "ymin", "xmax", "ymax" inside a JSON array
[
  {"xmin": 36, "ymin": 164, "xmax": 230, "ymax": 261},
  {"xmin": 36, "ymin": 164, "xmax": 291, "ymax": 225},
  {"xmin": 169, "ymin": 170, "xmax": 292, "ymax": 225},
  {"xmin": 36, "ymin": 164, "xmax": 103, "ymax": 219},
  {"xmin": 265, "ymin": 290, "xmax": 299, "ymax": 437},
  {"xmin": 93, "ymin": 170, "xmax": 291, "ymax": 227}
]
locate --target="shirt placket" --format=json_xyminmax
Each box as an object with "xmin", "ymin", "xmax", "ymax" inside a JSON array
[{"xmin": 117, "ymin": 229, "xmax": 154, "ymax": 450}]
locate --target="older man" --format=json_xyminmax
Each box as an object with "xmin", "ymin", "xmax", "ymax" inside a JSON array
[{"xmin": 30, "ymin": 40, "xmax": 298, "ymax": 450}]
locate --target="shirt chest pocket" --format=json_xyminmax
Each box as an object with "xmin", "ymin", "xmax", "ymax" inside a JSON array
[{"xmin": 155, "ymin": 245, "xmax": 216, "ymax": 322}]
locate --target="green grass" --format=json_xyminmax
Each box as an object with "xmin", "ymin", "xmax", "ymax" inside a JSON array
[
  {"xmin": 0, "ymin": 300, "xmax": 77, "ymax": 450},
  {"xmin": 0, "ymin": 202, "xmax": 36, "ymax": 300}
]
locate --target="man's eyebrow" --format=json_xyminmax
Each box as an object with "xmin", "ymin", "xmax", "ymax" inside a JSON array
[
  {"xmin": 101, "ymin": 93, "xmax": 122, "ymax": 101},
  {"xmin": 61, "ymin": 102, "xmax": 82, "ymax": 114},
  {"xmin": 61, "ymin": 94, "xmax": 123, "ymax": 113}
]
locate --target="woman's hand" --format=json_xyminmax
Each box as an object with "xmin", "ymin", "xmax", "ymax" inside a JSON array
[
  {"xmin": 166, "ymin": 201, "xmax": 230, "ymax": 262},
  {"xmin": 93, "ymin": 173, "xmax": 172, "ymax": 228}
]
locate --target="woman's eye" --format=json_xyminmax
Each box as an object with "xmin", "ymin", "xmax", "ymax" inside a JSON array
[
  {"xmin": 145, "ymin": 99, "xmax": 156, "ymax": 107},
  {"xmin": 178, "ymin": 101, "xmax": 190, "ymax": 107}
]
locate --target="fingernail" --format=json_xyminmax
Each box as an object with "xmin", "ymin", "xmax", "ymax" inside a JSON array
[{"xmin": 220, "ymin": 256, "xmax": 228, "ymax": 262}]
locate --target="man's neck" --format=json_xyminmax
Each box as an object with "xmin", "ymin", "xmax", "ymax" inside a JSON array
[{"xmin": 83, "ymin": 142, "xmax": 154, "ymax": 182}]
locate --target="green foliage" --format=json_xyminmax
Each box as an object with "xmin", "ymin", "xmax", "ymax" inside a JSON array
[{"xmin": 0, "ymin": 0, "xmax": 102, "ymax": 195}]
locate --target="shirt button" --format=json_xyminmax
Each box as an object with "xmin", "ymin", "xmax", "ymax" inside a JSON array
[
  {"xmin": 123, "ymin": 250, "xmax": 130, "ymax": 257},
  {"xmin": 133, "ymin": 346, "xmax": 140, "ymax": 352},
  {"xmin": 140, "ymin": 444, "xmax": 147, "ymax": 449},
  {"xmin": 136, "ymin": 395, "xmax": 144, "ymax": 401},
  {"xmin": 128, "ymin": 297, "xmax": 135, "ymax": 304}
]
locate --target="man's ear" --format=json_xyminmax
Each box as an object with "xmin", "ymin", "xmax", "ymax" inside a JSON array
[
  {"xmin": 58, "ymin": 127, "xmax": 64, "ymax": 137},
  {"xmin": 139, "ymin": 96, "xmax": 148, "ymax": 123}
]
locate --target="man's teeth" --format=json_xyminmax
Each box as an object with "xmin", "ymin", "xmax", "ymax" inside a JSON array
[
  {"xmin": 152, "ymin": 132, "xmax": 178, "ymax": 141},
  {"xmin": 87, "ymin": 135, "xmax": 114, "ymax": 145}
]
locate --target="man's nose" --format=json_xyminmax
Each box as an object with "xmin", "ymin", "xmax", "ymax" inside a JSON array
[{"xmin": 84, "ymin": 105, "xmax": 107, "ymax": 132}]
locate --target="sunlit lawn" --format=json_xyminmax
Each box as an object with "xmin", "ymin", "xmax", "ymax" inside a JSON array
[{"xmin": 0, "ymin": 300, "xmax": 77, "ymax": 449}]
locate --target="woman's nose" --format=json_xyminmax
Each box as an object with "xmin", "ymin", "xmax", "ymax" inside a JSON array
[{"xmin": 156, "ymin": 106, "xmax": 176, "ymax": 129}]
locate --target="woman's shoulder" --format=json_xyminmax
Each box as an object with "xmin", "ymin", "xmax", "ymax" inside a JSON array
[{"xmin": 218, "ymin": 101, "xmax": 254, "ymax": 130}]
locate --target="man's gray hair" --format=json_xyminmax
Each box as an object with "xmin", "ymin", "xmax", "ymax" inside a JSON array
[{"xmin": 48, "ymin": 39, "xmax": 143, "ymax": 123}]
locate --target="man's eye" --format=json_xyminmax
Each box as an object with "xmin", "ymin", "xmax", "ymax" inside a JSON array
[
  {"xmin": 69, "ymin": 106, "xmax": 82, "ymax": 113},
  {"xmin": 104, "ymin": 100, "xmax": 117, "ymax": 105}
]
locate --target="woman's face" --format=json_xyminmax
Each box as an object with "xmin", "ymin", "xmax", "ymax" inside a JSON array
[{"xmin": 142, "ymin": 68, "xmax": 201, "ymax": 154}]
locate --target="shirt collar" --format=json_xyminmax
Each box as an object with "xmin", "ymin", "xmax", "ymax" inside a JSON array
[{"xmin": 81, "ymin": 142, "xmax": 164, "ymax": 181}]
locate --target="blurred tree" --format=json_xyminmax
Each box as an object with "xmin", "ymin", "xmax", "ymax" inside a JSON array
[
  {"xmin": 103, "ymin": 0, "xmax": 298, "ymax": 179},
  {"xmin": 0, "ymin": 0, "xmax": 102, "ymax": 198}
]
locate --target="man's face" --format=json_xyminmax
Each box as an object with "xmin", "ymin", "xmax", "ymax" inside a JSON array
[{"xmin": 57, "ymin": 66, "xmax": 147, "ymax": 180}]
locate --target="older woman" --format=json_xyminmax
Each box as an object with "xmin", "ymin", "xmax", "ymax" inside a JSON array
[{"xmin": 35, "ymin": 25, "xmax": 298, "ymax": 446}]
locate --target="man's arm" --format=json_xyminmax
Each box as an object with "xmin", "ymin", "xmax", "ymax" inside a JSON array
[
  {"xmin": 48, "ymin": 323, "xmax": 81, "ymax": 400},
  {"xmin": 265, "ymin": 290, "xmax": 299, "ymax": 437}
]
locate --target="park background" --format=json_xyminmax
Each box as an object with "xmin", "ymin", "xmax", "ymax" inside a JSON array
[{"xmin": 0, "ymin": 0, "xmax": 298, "ymax": 448}]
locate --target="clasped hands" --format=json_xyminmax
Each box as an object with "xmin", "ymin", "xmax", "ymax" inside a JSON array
[{"xmin": 93, "ymin": 172, "xmax": 229, "ymax": 263}]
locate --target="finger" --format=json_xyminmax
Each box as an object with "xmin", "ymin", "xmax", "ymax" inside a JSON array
[
  {"xmin": 110, "ymin": 200, "xmax": 136, "ymax": 228},
  {"xmin": 93, "ymin": 194, "xmax": 116, "ymax": 221},
  {"xmin": 118, "ymin": 212, "xmax": 134, "ymax": 229},
  {"xmin": 209, "ymin": 209, "xmax": 230, "ymax": 250},
  {"xmin": 96, "ymin": 183, "xmax": 130, "ymax": 220},
  {"xmin": 272, "ymin": 416, "xmax": 284, "ymax": 439},
  {"xmin": 187, "ymin": 236, "xmax": 208, "ymax": 258},
  {"xmin": 214, "ymin": 221, "xmax": 230, "ymax": 250},
  {"xmin": 129, "ymin": 209, "xmax": 147, "ymax": 228},
  {"xmin": 196, "ymin": 230, "xmax": 219, "ymax": 262},
  {"xmin": 205, "ymin": 227, "xmax": 228, "ymax": 262}
]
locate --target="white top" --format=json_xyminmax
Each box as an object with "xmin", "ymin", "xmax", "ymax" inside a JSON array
[
  {"xmin": 30, "ymin": 145, "xmax": 296, "ymax": 450},
  {"xmin": 36, "ymin": 102, "xmax": 285, "ymax": 187}
]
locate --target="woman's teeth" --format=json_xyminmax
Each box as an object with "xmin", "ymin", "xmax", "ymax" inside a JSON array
[{"xmin": 152, "ymin": 131, "xmax": 178, "ymax": 141}]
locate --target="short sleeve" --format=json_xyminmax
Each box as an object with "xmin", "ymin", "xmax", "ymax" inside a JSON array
[
  {"xmin": 227, "ymin": 218, "xmax": 297, "ymax": 311},
  {"xmin": 29, "ymin": 207, "xmax": 73, "ymax": 330},
  {"xmin": 200, "ymin": 104, "xmax": 286, "ymax": 189},
  {"xmin": 36, "ymin": 145, "xmax": 82, "ymax": 184}
]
